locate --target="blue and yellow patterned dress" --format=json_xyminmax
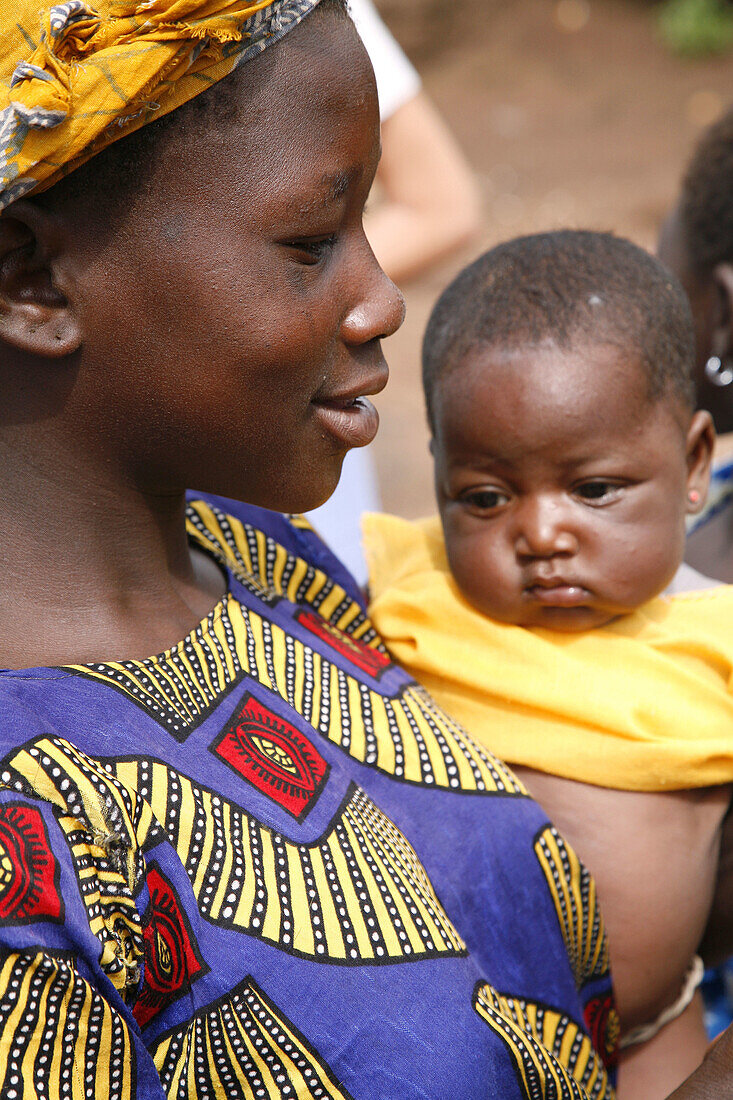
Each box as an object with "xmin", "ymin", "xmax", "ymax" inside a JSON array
[{"xmin": 0, "ymin": 494, "xmax": 618, "ymax": 1098}]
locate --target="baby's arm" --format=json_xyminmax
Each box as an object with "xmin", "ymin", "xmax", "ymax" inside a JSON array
[{"xmin": 512, "ymin": 767, "xmax": 730, "ymax": 1099}]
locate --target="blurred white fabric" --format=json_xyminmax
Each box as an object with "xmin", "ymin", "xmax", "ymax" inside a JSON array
[{"xmin": 347, "ymin": 0, "xmax": 420, "ymax": 121}]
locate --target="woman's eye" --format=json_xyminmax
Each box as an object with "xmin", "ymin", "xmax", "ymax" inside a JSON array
[
  {"xmin": 574, "ymin": 480, "xmax": 622, "ymax": 503},
  {"xmin": 460, "ymin": 488, "xmax": 509, "ymax": 512},
  {"xmin": 287, "ymin": 236, "xmax": 337, "ymax": 264}
]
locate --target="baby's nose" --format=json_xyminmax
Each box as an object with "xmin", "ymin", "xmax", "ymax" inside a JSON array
[{"xmin": 514, "ymin": 498, "xmax": 578, "ymax": 559}]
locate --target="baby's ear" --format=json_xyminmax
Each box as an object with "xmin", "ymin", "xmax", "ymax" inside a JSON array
[
  {"xmin": 0, "ymin": 200, "xmax": 81, "ymax": 359},
  {"xmin": 685, "ymin": 408, "xmax": 715, "ymax": 515}
]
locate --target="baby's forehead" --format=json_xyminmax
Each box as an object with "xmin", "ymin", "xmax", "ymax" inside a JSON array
[
  {"xmin": 435, "ymin": 333, "xmax": 646, "ymax": 402},
  {"xmin": 430, "ymin": 336, "xmax": 681, "ymax": 452}
]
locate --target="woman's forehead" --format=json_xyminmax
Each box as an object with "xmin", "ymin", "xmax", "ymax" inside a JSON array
[
  {"xmin": 155, "ymin": 16, "xmax": 378, "ymax": 202},
  {"xmin": 249, "ymin": 7, "xmax": 375, "ymax": 123}
]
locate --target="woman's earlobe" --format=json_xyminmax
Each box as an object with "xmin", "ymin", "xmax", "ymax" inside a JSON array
[
  {"xmin": 0, "ymin": 303, "xmax": 82, "ymax": 358},
  {"xmin": 0, "ymin": 202, "xmax": 82, "ymax": 359}
]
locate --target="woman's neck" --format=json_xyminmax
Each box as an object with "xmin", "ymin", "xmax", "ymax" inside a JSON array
[{"xmin": 0, "ymin": 434, "xmax": 226, "ymax": 669}]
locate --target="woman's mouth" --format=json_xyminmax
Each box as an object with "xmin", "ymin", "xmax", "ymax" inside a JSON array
[
  {"xmin": 312, "ymin": 370, "xmax": 387, "ymax": 449},
  {"xmin": 312, "ymin": 395, "xmax": 379, "ymax": 448}
]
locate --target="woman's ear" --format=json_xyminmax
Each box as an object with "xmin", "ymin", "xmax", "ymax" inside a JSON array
[
  {"xmin": 685, "ymin": 408, "xmax": 715, "ymax": 515},
  {"xmin": 0, "ymin": 200, "xmax": 82, "ymax": 359}
]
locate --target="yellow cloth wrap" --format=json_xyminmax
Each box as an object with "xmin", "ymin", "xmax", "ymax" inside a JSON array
[
  {"xmin": 364, "ymin": 512, "xmax": 733, "ymax": 792},
  {"xmin": 0, "ymin": 0, "xmax": 320, "ymax": 207}
]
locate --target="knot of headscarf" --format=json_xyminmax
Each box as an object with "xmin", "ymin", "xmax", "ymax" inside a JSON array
[{"xmin": 0, "ymin": 0, "xmax": 320, "ymax": 208}]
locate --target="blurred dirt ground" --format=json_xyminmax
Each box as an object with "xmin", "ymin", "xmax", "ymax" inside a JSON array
[{"xmin": 370, "ymin": 0, "xmax": 732, "ymax": 517}]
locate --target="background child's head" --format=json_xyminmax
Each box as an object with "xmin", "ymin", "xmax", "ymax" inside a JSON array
[
  {"xmin": 658, "ymin": 105, "xmax": 733, "ymax": 436},
  {"xmin": 423, "ymin": 230, "xmax": 714, "ymax": 631}
]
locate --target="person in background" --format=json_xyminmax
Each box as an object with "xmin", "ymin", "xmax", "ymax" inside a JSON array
[
  {"xmin": 307, "ymin": 0, "xmax": 481, "ymax": 582},
  {"xmin": 353, "ymin": 0, "xmax": 482, "ymax": 286},
  {"xmin": 657, "ymin": 101, "xmax": 733, "ymax": 1047},
  {"xmin": 658, "ymin": 105, "xmax": 733, "ymax": 584}
]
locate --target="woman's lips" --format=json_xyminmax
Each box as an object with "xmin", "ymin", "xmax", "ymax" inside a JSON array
[
  {"xmin": 311, "ymin": 394, "xmax": 380, "ymax": 449},
  {"xmin": 312, "ymin": 366, "xmax": 387, "ymax": 449}
]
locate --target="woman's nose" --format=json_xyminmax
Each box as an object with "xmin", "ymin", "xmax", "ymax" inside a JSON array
[
  {"xmin": 341, "ymin": 254, "xmax": 406, "ymax": 345},
  {"xmin": 514, "ymin": 497, "xmax": 579, "ymax": 559}
]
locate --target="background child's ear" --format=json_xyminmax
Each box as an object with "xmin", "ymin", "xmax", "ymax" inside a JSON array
[
  {"xmin": 685, "ymin": 409, "xmax": 715, "ymax": 516},
  {"xmin": 707, "ymin": 263, "xmax": 733, "ymax": 378},
  {"xmin": 0, "ymin": 201, "xmax": 81, "ymax": 359}
]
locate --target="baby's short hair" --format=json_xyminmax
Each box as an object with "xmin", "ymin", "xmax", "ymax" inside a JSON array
[
  {"xmin": 422, "ymin": 229, "xmax": 695, "ymax": 430},
  {"xmin": 678, "ymin": 105, "xmax": 733, "ymax": 275}
]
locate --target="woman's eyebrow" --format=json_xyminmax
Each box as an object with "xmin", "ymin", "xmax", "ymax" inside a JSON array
[
  {"xmin": 290, "ymin": 170, "xmax": 356, "ymax": 215},
  {"xmin": 322, "ymin": 170, "xmax": 352, "ymax": 200}
]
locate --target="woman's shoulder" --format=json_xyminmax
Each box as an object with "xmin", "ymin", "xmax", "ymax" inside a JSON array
[
  {"xmin": 186, "ymin": 491, "xmax": 366, "ymax": 608},
  {"xmin": 0, "ymin": 672, "xmax": 69, "ymax": 746}
]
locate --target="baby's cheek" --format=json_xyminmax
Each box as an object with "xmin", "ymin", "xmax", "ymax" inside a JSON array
[{"xmin": 448, "ymin": 536, "xmax": 511, "ymax": 616}]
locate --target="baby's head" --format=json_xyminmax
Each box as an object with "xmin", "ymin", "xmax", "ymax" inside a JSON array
[{"xmin": 423, "ymin": 230, "xmax": 714, "ymax": 631}]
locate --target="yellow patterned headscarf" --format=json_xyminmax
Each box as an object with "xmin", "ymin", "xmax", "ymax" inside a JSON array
[{"xmin": 0, "ymin": 0, "xmax": 321, "ymax": 208}]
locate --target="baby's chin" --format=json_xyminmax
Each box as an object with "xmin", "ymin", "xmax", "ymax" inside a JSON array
[
  {"xmin": 461, "ymin": 593, "xmax": 621, "ymax": 632},
  {"xmin": 522, "ymin": 605, "xmax": 621, "ymax": 632}
]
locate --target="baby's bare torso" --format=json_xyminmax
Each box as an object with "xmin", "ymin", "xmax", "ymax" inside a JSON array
[{"xmin": 512, "ymin": 766, "xmax": 731, "ymax": 1099}]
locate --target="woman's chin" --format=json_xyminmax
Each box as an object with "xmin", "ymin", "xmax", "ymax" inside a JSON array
[
  {"xmin": 244, "ymin": 468, "xmax": 344, "ymax": 517},
  {"xmin": 187, "ymin": 449, "xmax": 346, "ymax": 515},
  {"xmin": 289, "ymin": 477, "xmax": 343, "ymax": 516}
]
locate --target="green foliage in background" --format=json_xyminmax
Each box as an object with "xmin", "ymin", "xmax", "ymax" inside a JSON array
[{"xmin": 658, "ymin": 0, "xmax": 733, "ymax": 56}]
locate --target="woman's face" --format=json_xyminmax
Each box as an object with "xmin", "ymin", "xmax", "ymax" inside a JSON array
[
  {"xmin": 70, "ymin": 6, "xmax": 405, "ymax": 512},
  {"xmin": 658, "ymin": 206, "xmax": 733, "ymax": 434}
]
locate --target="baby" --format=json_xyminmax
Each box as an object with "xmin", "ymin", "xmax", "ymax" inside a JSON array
[{"xmin": 364, "ymin": 230, "xmax": 733, "ymax": 1099}]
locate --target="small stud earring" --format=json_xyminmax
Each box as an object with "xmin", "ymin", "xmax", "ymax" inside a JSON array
[
  {"xmin": 704, "ymin": 355, "xmax": 733, "ymax": 387},
  {"xmin": 688, "ymin": 489, "xmax": 701, "ymax": 506}
]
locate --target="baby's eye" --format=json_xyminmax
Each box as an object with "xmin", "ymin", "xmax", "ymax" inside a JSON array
[
  {"xmin": 286, "ymin": 235, "xmax": 337, "ymax": 265},
  {"xmin": 459, "ymin": 487, "xmax": 510, "ymax": 512},
  {"xmin": 573, "ymin": 480, "xmax": 623, "ymax": 504}
]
